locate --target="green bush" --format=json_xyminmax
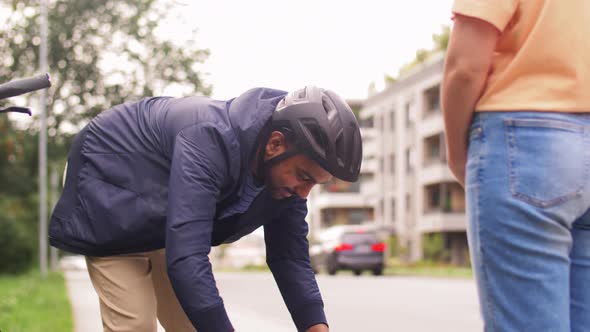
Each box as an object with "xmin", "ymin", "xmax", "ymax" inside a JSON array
[
  {"xmin": 0, "ymin": 213, "xmax": 34, "ymax": 274},
  {"xmin": 422, "ymin": 233, "xmax": 450, "ymax": 262},
  {"xmin": 387, "ymin": 235, "xmax": 409, "ymax": 259}
]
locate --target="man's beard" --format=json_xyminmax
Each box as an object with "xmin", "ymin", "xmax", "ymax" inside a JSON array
[{"xmin": 264, "ymin": 167, "xmax": 296, "ymax": 200}]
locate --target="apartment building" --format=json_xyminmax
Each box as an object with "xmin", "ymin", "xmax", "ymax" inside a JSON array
[{"xmin": 308, "ymin": 52, "xmax": 469, "ymax": 265}]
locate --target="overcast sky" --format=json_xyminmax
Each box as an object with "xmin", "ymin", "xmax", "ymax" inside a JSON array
[{"xmin": 158, "ymin": 0, "xmax": 454, "ymax": 100}]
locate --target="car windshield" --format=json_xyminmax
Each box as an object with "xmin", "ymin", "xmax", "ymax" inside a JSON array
[{"xmin": 341, "ymin": 232, "xmax": 378, "ymax": 244}]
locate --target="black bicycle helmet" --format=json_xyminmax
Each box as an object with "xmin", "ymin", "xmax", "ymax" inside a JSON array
[{"xmin": 267, "ymin": 86, "xmax": 363, "ymax": 182}]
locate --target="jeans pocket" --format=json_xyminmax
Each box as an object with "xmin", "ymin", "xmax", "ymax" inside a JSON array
[{"xmin": 506, "ymin": 118, "xmax": 587, "ymax": 208}]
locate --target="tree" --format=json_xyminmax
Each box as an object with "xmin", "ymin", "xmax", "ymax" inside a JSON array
[
  {"xmin": 0, "ymin": 0, "xmax": 211, "ymax": 273},
  {"xmin": 432, "ymin": 25, "xmax": 450, "ymax": 51},
  {"xmin": 396, "ymin": 25, "xmax": 450, "ymax": 77},
  {"xmin": 0, "ymin": 116, "xmax": 38, "ymax": 273},
  {"xmin": 384, "ymin": 74, "xmax": 396, "ymax": 86},
  {"xmin": 0, "ymin": 0, "xmax": 211, "ymax": 138},
  {"xmin": 372, "ymin": 25, "xmax": 450, "ymax": 92}
]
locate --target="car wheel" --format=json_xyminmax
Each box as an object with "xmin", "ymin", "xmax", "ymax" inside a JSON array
[
  {"xmin": 372, "ymin": 267, "xmax": 383, "ymax": 276},
  {"xmin": 353, "ymin": 270, "xmax": 362, "ymax": 276},
  {"xmin": 327, "ymin": 266, "xmax": 337, "ymax": 275},
  {"xmin": 327, "ymin": 260, "xmax": 338, "ymax": 275},
  {"xmin": 326, "ymin": 255, "xmax": 338, "ymax": 275}
]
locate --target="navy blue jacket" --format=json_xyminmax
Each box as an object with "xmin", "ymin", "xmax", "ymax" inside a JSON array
[{"xmin": 49, "ymin": 88, "xmax": 327, "ymax": 332}]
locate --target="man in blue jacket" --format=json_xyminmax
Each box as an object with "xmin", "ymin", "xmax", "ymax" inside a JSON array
[{"xmin": 49, "ymin": 86, "xmax": 362, "ymax": 332}]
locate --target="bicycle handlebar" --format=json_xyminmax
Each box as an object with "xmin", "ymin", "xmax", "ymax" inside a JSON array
[{"xmin": 0, "ymin": 73, "xmax": 51, "ymax": 101}]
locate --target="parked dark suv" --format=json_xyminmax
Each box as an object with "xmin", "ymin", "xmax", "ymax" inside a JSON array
[{"xmin": 310, "ymin": 227, "xmax": 386, "ymax": 276}]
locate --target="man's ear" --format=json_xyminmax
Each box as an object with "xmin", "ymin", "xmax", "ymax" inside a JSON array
[{"xmin": 265, "ymin": 131, "xmax": 287, "ymax": 159}]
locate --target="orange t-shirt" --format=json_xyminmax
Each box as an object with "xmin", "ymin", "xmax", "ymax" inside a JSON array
[{"xmin": 453, "ymin": 0, "xmax": 590, "ymax": 112}]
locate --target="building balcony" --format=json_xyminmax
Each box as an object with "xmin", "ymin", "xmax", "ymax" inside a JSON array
[
  {"xmin": 423, "ymin": 181, "xmax": 465, "ymax": 214},
  {"xmin": 314, "ymin": 192, "xmax": 372, "ymax": 210},
  {"xmin": 417, "ymin": 212, "xmax": 466, "ymax": 233},
  {"xmin": 360, "ymin": 179, "xmax": 378, "ymax": 196},
  {"xmin": 418, "ymin": 113, "xmax": 444, "ymax": 138},
  {"xmin": 420, "ymin": 162, "xmax": 456, "ymax": 186},
  {"xmin": 360, "ymin": 127, "xmax": 378, "ymax": 138},
  {"xmin": 363, "ymin": 139, "xmax": 379, "ymax": 158},
  {"xmin": 361, "ymin": 158, "xmax": 378, "ymax": 173}
]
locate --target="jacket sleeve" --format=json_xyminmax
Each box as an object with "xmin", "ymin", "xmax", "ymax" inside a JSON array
[
  {"xmin": 264, "ymin": 198, "xmax": 328, "ymax": 332},
  {"xmin": 166, "ymin": 123, "xmax": 234, "ymax": 332}
]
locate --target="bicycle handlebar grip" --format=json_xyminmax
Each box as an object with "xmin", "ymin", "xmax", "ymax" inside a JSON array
[{"xmin": 0, "ymin": 73, "xmax": 51, "ymax": 100}]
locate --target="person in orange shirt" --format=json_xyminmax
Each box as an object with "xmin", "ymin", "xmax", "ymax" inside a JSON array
[{"xmin": 442, "ymin": 1, "xmax": 590, "ymax": 331}]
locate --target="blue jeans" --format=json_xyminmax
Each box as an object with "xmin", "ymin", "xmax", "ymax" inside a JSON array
[{"xmin": 466, "ymin": 112, "xmax": 590, "ymax": 332}]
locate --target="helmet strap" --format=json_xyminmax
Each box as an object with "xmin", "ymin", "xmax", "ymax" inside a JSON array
[
  {"xmin": 254, "ymin": 148, "xmax": 299, "ymax": 186},
  {"xmin": 264, "ymin": 150, "xmax": 299, "ymax": 168}
]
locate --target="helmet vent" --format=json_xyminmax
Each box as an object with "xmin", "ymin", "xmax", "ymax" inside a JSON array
[
  {"xmin": 322, "ymin": 97, "xmax": 337, "ymax": 118},
  {"xmin": 335, "ymin": 132, "xmax": 346, "ymax": 167},
  {"xmin": 349, "ymin": 127, "xmax": 361, "ymax": 173},
  {"xmin": 276, "ymin": 98, "xmax": 287, "ymax": 111},
  {"xmin": 296, "ymin": 88, "xmax": 307, "ymax": 99},
  {"xmin": 299, "ymin": 118, "xmax": 327, "ymax": 159}
]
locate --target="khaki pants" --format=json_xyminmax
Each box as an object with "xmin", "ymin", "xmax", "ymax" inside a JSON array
[{"xmin": 86, "ymin": 249, "xmax": 197, "ymax": 332}]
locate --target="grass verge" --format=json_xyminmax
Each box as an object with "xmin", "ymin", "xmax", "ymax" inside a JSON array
[
  {"xmin": 0, "ymin": 270, "xmax": 73, "ymax": 332},
  {"xmin": 384, "ymin": 259, "xmax": 473, "ymax": 278},
  {"xmin": 216, "ymin": 260, "xmax": 472, "ymax": 279}
]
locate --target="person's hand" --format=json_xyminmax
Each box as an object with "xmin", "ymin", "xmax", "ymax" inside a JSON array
[
  {"xmin": 306, "ymin": 323, "xmax": 329, "ymax": 332},
  {"xmin": 447, "ymin": 150, "xmax": 467, "ymax": 188}
]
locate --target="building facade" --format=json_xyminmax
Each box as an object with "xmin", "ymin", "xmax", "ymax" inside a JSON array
[{"xmin": 308, "ymin": 52, "xmax": 469, "ymax": 265}]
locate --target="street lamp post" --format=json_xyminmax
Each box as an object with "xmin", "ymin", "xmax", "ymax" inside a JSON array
[{"xmin": 39, "ymin": 0, "xmax": 49, "ymax": 278}]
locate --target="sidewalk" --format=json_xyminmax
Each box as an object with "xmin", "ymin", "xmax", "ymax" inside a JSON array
[{"xmin": 63, "ymin": 268, "xmax": 102, "ymax": 332}]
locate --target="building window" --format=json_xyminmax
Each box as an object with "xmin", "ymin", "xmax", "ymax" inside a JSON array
[
  {"xmin": 406, "ymin": 194, "xmax": 411, "ymax": 212},
  {"xmin": 431, "ymin": 144, "xmax": 440, "ymax": 159},
  {"xmin": 349, "ymin": 208, "xmax": 372, "ymax": 224},
  {"xmin": 375, "ymin": 114, "xmax": 385, "ymax": 134},
  {"xmin": 424, "ymin": 134, "xmax": 443, "ymax": 166},
  {"xmin": 406, "ymin": 148, "xmax": 414, "ymax": 174},
  {"xmin": 321, "ymin": 209, "xmax": 334, "ymax": 226},
  {"xmin": 391, "ymin": 200, "xmax": 396, "ymax": 221},
  {"xmin": 360, "ymin": 116, "xmax": 374, "ymax": 128},
  {"xmin": 425, "ymin": 184, "xmax": 443, "ymax": 213},
  {"xmin": 424, "ymin": 182, "xmax": 466, "ymax": 213},
  {"xmin": 390, "ymin": 155, "xmax": 396, "ymax": 174},
  {"xmin": 424, "ymin": 84, "xmax": 441, "ymax": 115},
  {"xmin": 390, "ymin": 109, "xmax": 396, "ymax": 131},
  {"xmin": 405, "ymin": 102, "xmax": 412, "ymax": 127},
  {"xmin": 321, "ymin": 208, "xmax": 374, "ymax": 228},
  {"xmin": 430, "ymin": 186, "xmax": 441, "ymax": 210},
  {"xmin": 444, "ymin": 189, "xmax": 452, "ymax": 212}
]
